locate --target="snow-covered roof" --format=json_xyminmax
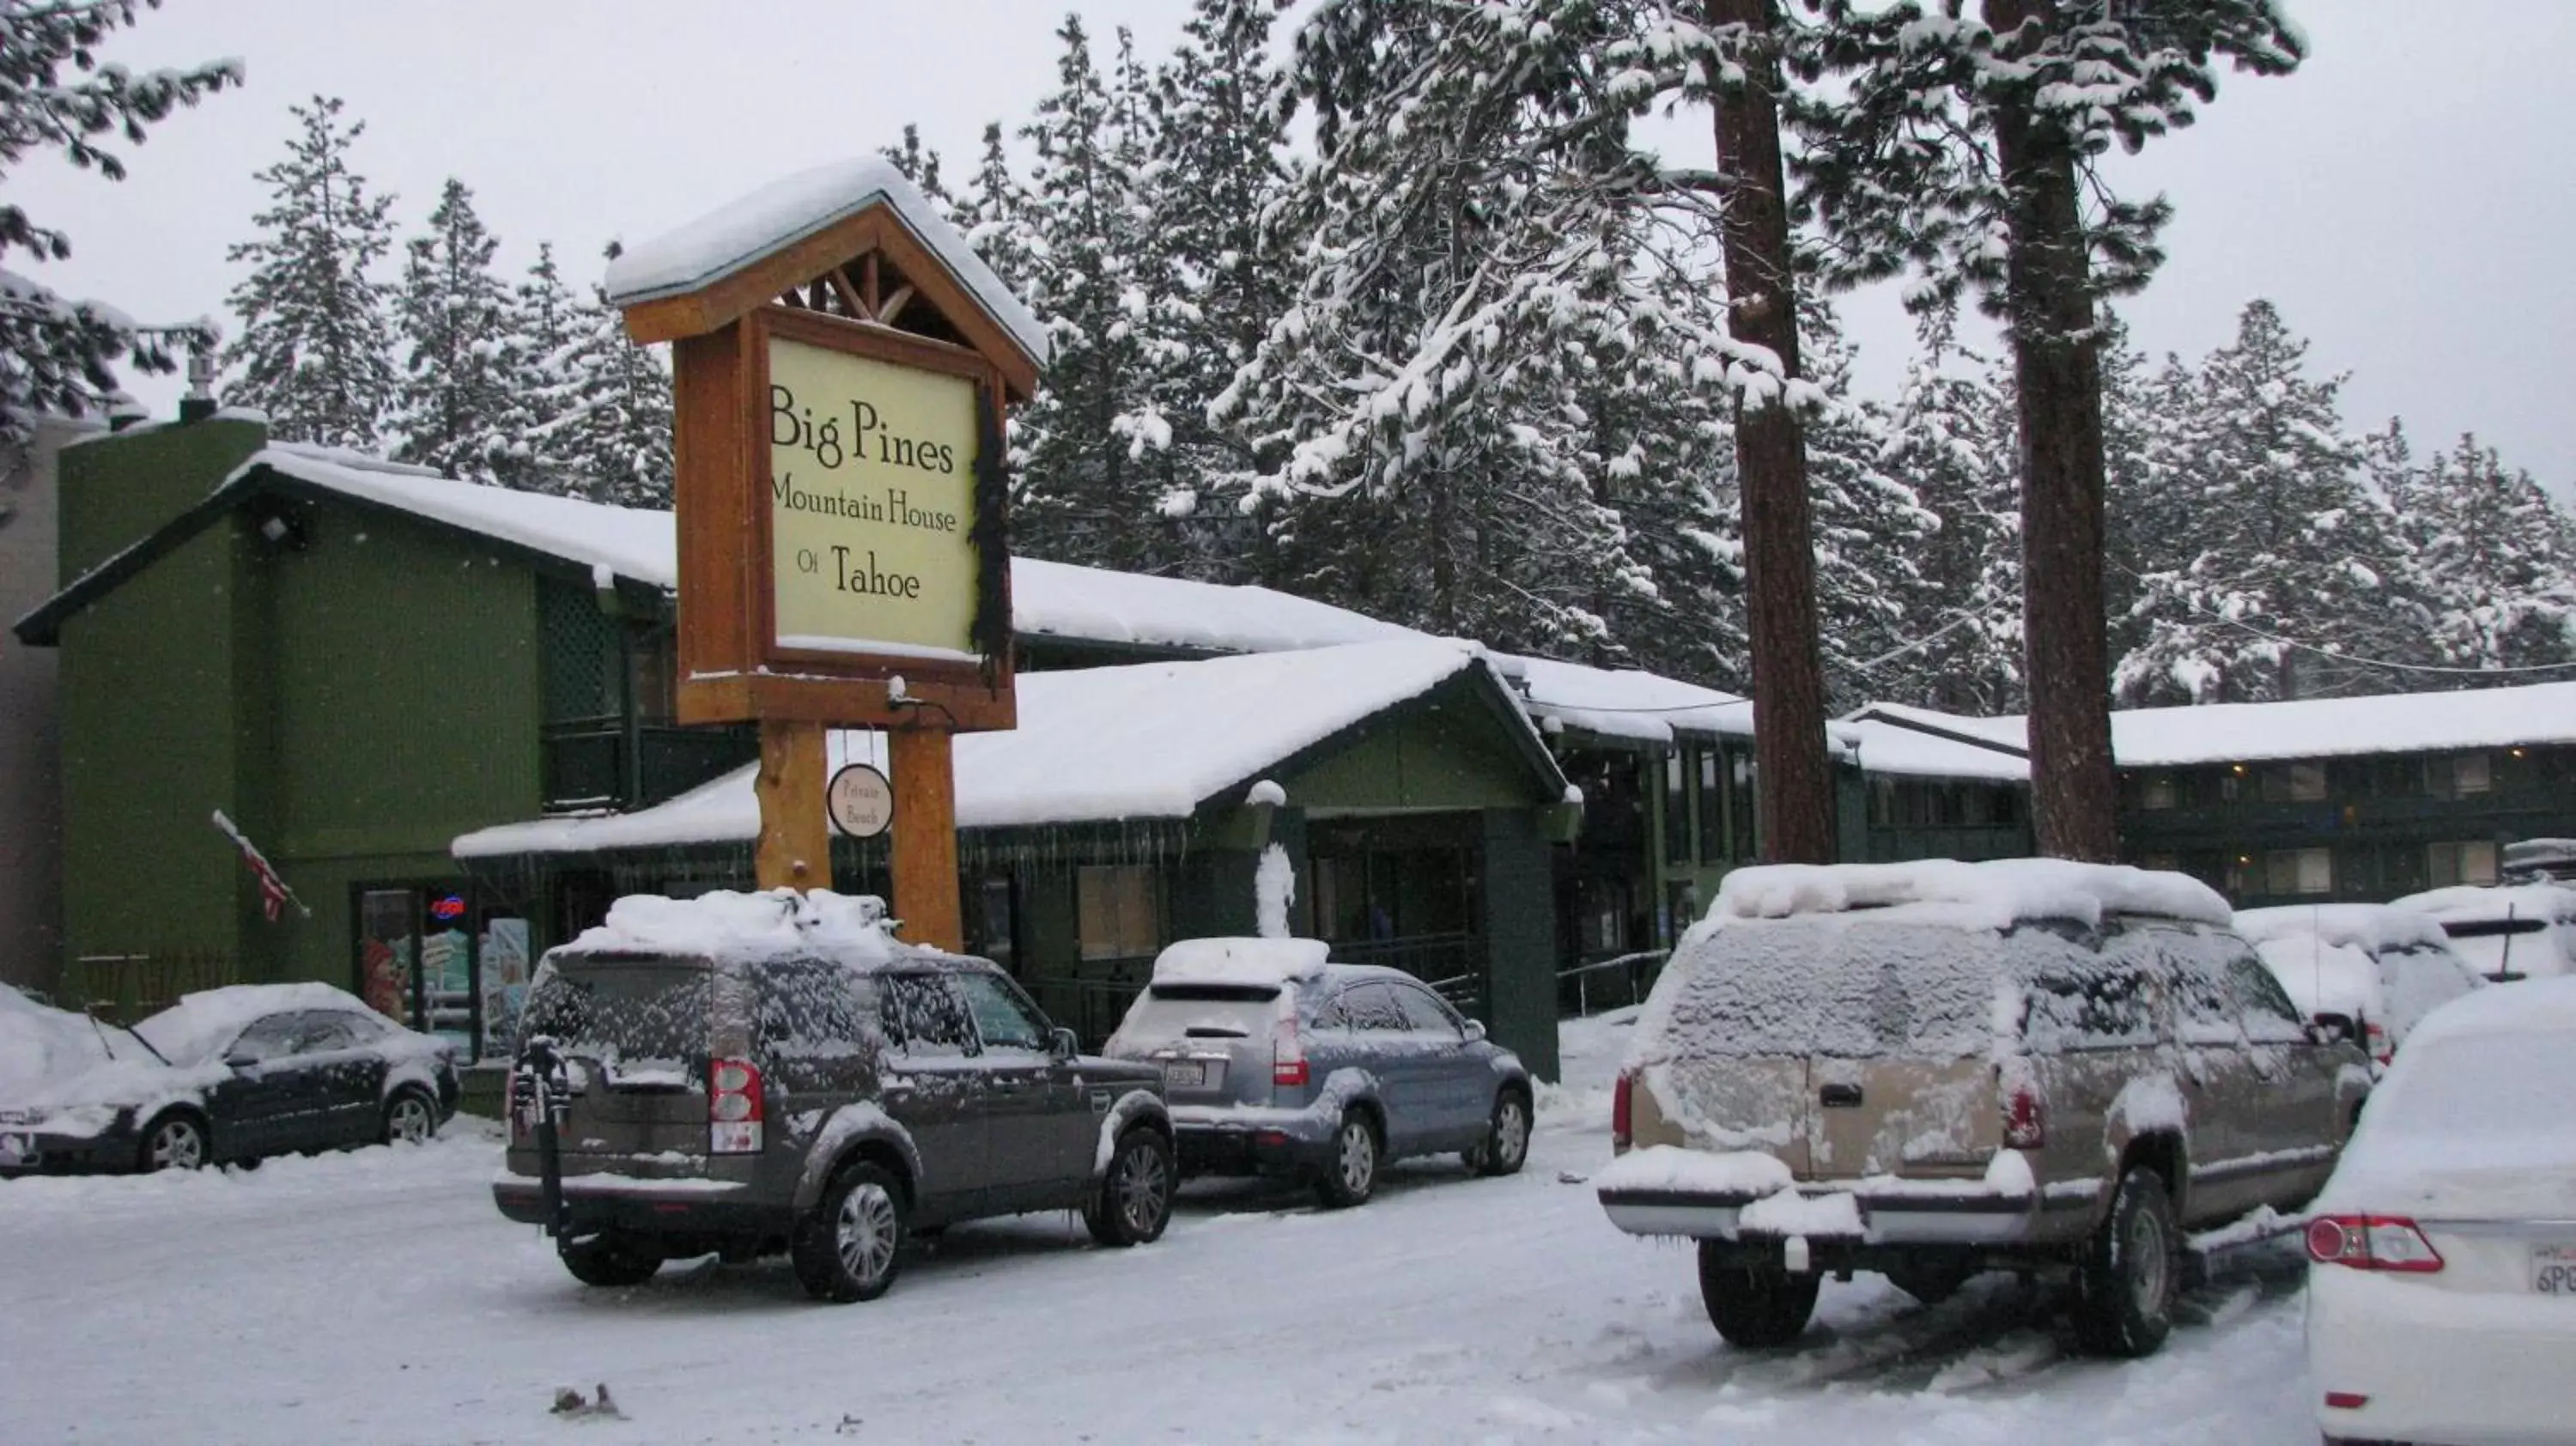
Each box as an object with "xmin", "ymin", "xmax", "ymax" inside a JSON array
[
  {"xmin": 458, "ymin": 640, "xmax": 1548, "ymax": 857},
  {"xmin": 27, "ymin": 448, "xmax": 1421, "ymax": 661},
  {"xmin": 132, "ymin": 982, "xmax": 380, "ymax": 1066},
  {"xmin": 603, "ymin": 156, "xmax": 1048, "ymax": 368},
  {"xmin": 1856, "ymin": 686, "xmax": 2576, "ymax": 769},
  {"xmin": 1838, "ymin": 717, "xmax": 2029, "ymax": 783},
  {"xmin": 2389, "ymin": 882, "xmax": 2576, "ymax": 926},
  {"xmin": 1707, "ymin": 858, "xmax": 2233, "ymax": 932},
  {"xmin": 1499, "ymin": 654, "xmax": 1757, "ymax": 744},
  {"xmin": 2233, "ymin": 902, "xmax": 2453, "ymax": 956},
  {"xmin": 1150, "ymin": 939, "xmax": 1330, "ymax": 990}
]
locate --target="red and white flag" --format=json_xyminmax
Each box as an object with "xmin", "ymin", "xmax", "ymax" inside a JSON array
[{"xmin": 213, "ymin": 810, "xmax": 309, "ymax": 923}]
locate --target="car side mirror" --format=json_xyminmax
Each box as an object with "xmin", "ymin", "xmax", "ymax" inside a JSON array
[
  {"xmin": 1048, "ymin": 1026, "xmax": 1079, "ymax": 1060},
  {"xmin": 224, "ymin": 1052, "xmax": 258, "ymax": 1071},
  {"xmin": 2307, "ymin": 1012, "xmax": 2356, "ymax": 1046},
  {"xmin": 1462, "ymin": 1019, "xmax": 1487, "ymax": 1044}
]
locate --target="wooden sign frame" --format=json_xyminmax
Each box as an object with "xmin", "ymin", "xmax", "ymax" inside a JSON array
[{"xmin": 670, "ymin": 302, "xmax": 1017, "ymax": 733}]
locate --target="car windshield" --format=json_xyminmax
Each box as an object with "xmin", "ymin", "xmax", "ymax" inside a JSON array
[{"xmin": 519, "ymin": 954, "xmax": 713, "ymax": 1077}]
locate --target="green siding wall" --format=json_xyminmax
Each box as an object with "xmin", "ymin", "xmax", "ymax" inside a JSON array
[
  {"xmin": 56, "ymin": 419, "xmax": 267, "ymax": 578},
  {"xmin": 1479, "ymin": 809, "xmax": 1560, "ymax": 1080},
  {"xmin": 1289, "ymin": 691, "xmax": 1537, "ymax": 813}
]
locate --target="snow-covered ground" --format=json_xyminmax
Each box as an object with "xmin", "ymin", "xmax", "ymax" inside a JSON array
[{"xmin": 0, "ymin": 1013, "xmax": 2323, "ymax": 1445}]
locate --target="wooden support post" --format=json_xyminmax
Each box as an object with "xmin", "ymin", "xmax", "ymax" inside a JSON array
[
  {"xmin": 754, "ymin": 720, "xmax": 832, "ymax": 891},
  {"xmin": 889, "ymin": 726, "xmax": 963, "ymax": 951}
]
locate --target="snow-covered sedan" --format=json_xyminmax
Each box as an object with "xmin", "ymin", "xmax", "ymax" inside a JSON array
[
  {"xmin": 0, "ymin": 982, "xmax": 457, "ymax": 1175},
  {"xmin": 2306, "ymin": 974, "xmax": 2576, "ymax": 1446}
]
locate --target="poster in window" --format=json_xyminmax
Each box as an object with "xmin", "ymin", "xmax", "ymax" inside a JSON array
[{"xmin": 480, "ymin": 917, "xmax": 531, "ymax": 1060}]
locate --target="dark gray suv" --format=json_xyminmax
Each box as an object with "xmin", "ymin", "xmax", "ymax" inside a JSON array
[
  {"xmin": 1103, "ymin": 939, "xmax": 1533, "ymax": 1207},
  {"xmin": 492, "ymin": 897, "xmax": 1175, "ymax": 1303}
]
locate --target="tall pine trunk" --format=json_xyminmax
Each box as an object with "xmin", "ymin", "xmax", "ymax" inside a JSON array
[
  {"xmin": 1986, "ymin": 0, "xmax": 2119, "ymax": 860},
  {"xmin": 1709, "ymin": 0, "xmax": 1833, "ymax": 865}
]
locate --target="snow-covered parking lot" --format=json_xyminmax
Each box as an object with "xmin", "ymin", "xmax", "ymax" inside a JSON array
[{"xmin": 1, "ymin": 1018, "xmax": 2325, "ymax": 1446}]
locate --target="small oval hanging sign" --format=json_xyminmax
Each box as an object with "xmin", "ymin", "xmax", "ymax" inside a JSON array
[{"xmin": 826, "ymin": 762, "xmax": 895, "ymax": 840}]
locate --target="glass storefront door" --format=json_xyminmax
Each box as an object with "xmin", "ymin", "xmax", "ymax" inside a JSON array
[{"xmin": 355, "ymin": 885, "xmax": 527, "ymax": 1064}]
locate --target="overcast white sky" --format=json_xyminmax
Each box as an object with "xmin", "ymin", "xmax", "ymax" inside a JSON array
[{"xmin": 18, "ymin": 0, "xmax": 2573, "ymax": 495}]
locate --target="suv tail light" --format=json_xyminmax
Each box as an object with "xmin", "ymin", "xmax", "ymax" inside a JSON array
[
  {"xmin": 2002, "ymin": 1078, "xmax": 2046, "ymax": 1150},
  {"xmin": 1272, "ymin": 1014, "xmax": 1309, "ymax": 1089},
  {"xmin": 2306, "ymin": 1215, "xmax": 2444, "ymax": 1273},
  {"xmin": 2365, "ymin": 1020, "xmax": 2391, "ymax": 1066},
  {"xmin": 709, "ymin": 1056, "xmax": 764, "ymax": 1154},
  {"xmin": 1611, "ymin": 1070, "xmax": 1635, "ymax": 1151}
]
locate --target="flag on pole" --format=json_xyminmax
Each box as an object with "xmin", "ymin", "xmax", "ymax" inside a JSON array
[{"xmin": 212, "ymin": 810, "xmax": 310, "ymax": 922}]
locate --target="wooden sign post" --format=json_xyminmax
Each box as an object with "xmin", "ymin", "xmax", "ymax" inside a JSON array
[{"xmin": 608, "ymin": 162, "xmax": 1046, "ymax": 950}]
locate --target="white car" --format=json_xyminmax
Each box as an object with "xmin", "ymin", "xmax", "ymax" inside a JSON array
[
  {"xmin": 2390, "ymin": 883, "xmax": 2576, "ymax": 983},
  {"xmin": 2236, "ymin": 903, "xmax": 2485, "ymax": 1065},
  {"xmin": 2305, "ymin": 974, "xmax": 2576, "ymax": 1446}
]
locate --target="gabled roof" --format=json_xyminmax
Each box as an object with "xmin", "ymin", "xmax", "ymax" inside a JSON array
[
  {"xmin": 454, "ymin": 640, "xmax": 1567, "ymax": 856},
  {"xmin": 12, "ymin": 449, "xmax": 1428, "ymax": 658},
  {"xmin": 1851, "ymin": 686, "xmax": 2576, "ymax": 769},
  {"xmin": 603, "ymin": 157, "xmax": 1048, "ymax": 375}
]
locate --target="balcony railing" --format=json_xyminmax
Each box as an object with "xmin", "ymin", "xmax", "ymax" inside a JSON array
[{"xmin": 541, "ymin": 717, "xmax": 758, "ymax": 813}]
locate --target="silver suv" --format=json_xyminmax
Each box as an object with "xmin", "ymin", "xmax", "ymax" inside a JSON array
[
  {"xmin": 1104, "ymin": 939, "xmax": 1533, "ymax": 1207},
  {"xmin": 492, "ymin": 893, "xmax": 1175, "ymax": 1303},
  {"xmin": 1596, "ymin": 860, "xmax": 2369, "ymax": 1358}
]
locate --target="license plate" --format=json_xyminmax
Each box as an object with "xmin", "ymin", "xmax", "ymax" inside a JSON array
[
  {"xmin": 1163, "ymin": 1061, "xmax": 1206, "ymax": 1089},
  {"xmin": 2533, "ymin": 1245, "xmax": 2576, "ymax": 1295}
]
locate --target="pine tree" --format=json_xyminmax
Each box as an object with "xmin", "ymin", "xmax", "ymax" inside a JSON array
[
  {"xmin": 956, "ymin": 122, "xmax": 1037, "ymax": 299},
  {"xmin": 493, "ymin": 241, "xmax": 580, "ymax": 490},
  {"xmin": 1012, "ymin": 16, "xmax": 1168, "ymax": 574},
  {"xmin": 528, "ymin": 246, "xmax": 672, "ymax": 508},
  {"xmin": 1787, "ymin": 0, "xmax": 2306, "ymax": 859},
  {"xmin": 2391, "ymin": 434, "xmax": 2576, "ymax": 678},
  {"xmin": 2114, "ymin": 301, "xmax": 2427, "ymax": 703},
  {"xmin": 1801, "ymin": 300, "xmax": 1939, "ymax": 710},
  {"xmin": 224, "ymin": 95, "xmax": 399, "ymax": 451},
  {"xmin": 0, "ymin": 0, "xmax": 240, "ymax": 447},
  {"xmin": 1876, "ymin": 309, "xmax": 2022, "ymax": 713},
  {"xmin": 878, "ymin": 124, "xmax": 956, "ymax": 222},
  {"xmin": 389, "ymin": 178, "xmax": 517, "ymax": 482}
]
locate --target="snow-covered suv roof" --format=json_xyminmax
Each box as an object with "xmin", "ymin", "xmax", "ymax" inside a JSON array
[
  {"xmin": 1706, "ymin": 858, "xmax": 2232, "ymax": 934},
  {"xmin": 555, "ymin": 890, "xmax": 952, "ymax": 971}
]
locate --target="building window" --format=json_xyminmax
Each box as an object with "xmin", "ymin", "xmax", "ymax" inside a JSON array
[
  {"xmin": 2140, "ymin": 775, "xmax": 2177, "ymax": 811},
  {"xmin": 2263, "ymin": 848, "xmax": 2333, "ymax": 896},
  {"xmin": 1662, "ymin": 751, "xmax": 1690, "ymax": 866},
  {"xmin": 2427, "ymin": 752, "xmax": 2494, "ymax": 799},
  {"xmin": 2427, "ymin": 841, "xmax": 2500, "ymax": 888},
  {"xmin": 1728, "ymin": 747, "xmax": 1757, "ymax": 860},
  {"xmin": 2140, "ymin": 853, "xmax": 2180, "ymax": 873},
  {"xmin": 2259, "ymin": 762, "xmax": 2327, "ymax": 803},
  {"xmin": 1076, "ymin": 865, "xmax": 1161, "ymax": 961}
]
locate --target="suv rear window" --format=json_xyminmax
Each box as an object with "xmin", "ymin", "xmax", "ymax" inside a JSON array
[
  {"xmin": 522, "ymin": 954, "xmax": 711, "ymax": 1075},
  {"xmin": 1649, "ymin": 917, "xmax": 2021, "ymax": 1059},
  {"xmin": 1115, "ymin": 982, "xmax": 1284, "ymax": 1043}
]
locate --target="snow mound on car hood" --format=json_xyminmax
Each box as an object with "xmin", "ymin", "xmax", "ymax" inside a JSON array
[
  {"xmin": 0, "ymin": 985, "xmax": 111, "ymax": 1097},
  {"xmin": 1706, "ymin": 858, "xmax": 2229, "ymax": 933}
]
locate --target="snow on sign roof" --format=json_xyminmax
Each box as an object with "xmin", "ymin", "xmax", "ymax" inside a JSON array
[
  {"xmin": 456, "ymin": 640, "xmax": 1528, "ymax": 856},
  {"xmin": 1709, "ymin": 858, "xmax": 2233, "ymax": 933},
  {"xmin": 220, "ymin": 451, "xmax": 1418, "ymax": 658},
  {"xmin": 603, "ymin": 156, "xmax": 1048, "ymax": 369},
  {"xmin": 1859, "ymin": 687, "xmax": 2576, "ymax": 768}
]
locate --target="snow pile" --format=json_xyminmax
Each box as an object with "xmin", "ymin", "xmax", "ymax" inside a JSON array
[
  {"xmin": 1013, "ymin": 556, "xmax": 1422, "ymax": 655},
  {"xmin": 2233, "ymin": 902, "xmax": 2452, "ymax": 955},
  {"xmin": 0, "ymin": 986, "xmax": 107, "ymax": 1098},
  {"xmin": 2252, "ymin": 936, "xmax": 2381, "ymax": 1026},
  {"xmin": 2389, "ymin": 881, "xmax": 2576, "ymax": 926},
  {"xmin": 603, "ymin": 155, "xmax": 1048, "ymax": 368},
  {"xmin": 1595, "ymin": 1145, "xmax": 1793, "ymax": 1198},
  {"xmin": 562, "ymin": 890, "xmax": 903, "ymax": 966},
  {"xmin": 1151, "ymin": 938, "xmax": 1328, "ymax": 990},
  {"xmin": 1253, "ymin": 844, "xmax": 1295, "ymax": 940},
  {"xmin": 2389, "ymin": 882, "xmax": 2576, "ymax": 980},
  {"xmin": 2318, "ymin": 975, "xmax": 2576, "ymax": 1218},
  {"xmin": 1706, "ymin": 858, "xmax": 2231, "ymax": 932}
]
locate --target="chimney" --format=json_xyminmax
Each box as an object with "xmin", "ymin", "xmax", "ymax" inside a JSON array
[{"xmin": 178, "ymin": 346, "xmax": 219, "ymax": 423}]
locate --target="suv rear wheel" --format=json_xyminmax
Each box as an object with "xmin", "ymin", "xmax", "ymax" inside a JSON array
[
  {"xmin": 793, "ymin": 1161, "xmax": 907, "ymax": 1303},
  {"xmin": 1698, "ymin": 1243, "xmax": 1820, "ymax": 1348},
  {"xmin": 2073, "ymin": 1166, "xmax": 2178, "ymax": 1357},
  {"xmin": 1315, "ymin": 1111, "xmax": 1380, "ymax": 1209},
  {"xmin": 558, "ymin": 1231, "xmax": 661, "ymax": 1288},
  {"xmin": 1084, "ymin": 1127, "xmax": 1176, "ymax": 1247}
]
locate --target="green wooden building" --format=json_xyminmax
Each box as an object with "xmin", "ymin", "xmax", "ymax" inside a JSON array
[
  {"xmin": 1853, "ymin": 696, "xmax": 2576, "ymax": 907},
  {"xmin": 16, "ymin": 416, "xmax": 1574, "ymax": 1078}
]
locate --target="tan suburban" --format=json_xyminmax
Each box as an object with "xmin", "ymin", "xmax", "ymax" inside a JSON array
[{"xmin": 1596, "ymin": 859, "xmax": 2371, "ymax": 1358}]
